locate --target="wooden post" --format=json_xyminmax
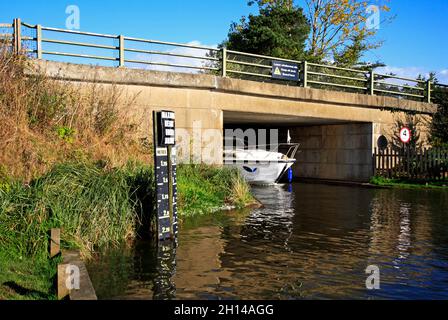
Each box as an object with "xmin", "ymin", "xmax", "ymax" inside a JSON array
[
  {"xmin": 386, "ymin": 148, "xmax": 392, "ymax": 179},
  {"xmin": 13, "ymin": 18, "xmax": 22, "ymax": 53},
  {"xmin": 418, "ymin": 149, "xmax": 421, "ymax": 179},
  {"xmin": 390, "ymin": 149, "xmax": 394, "ymax": 178},
  {"xmin": 50, "ymin": 228, "xmax": 61, "ymax": 258},
  {"xmin": 431, "ymin": 149, "xmax": 435, "ymax": 180},
  {"xmin": 59, "ymin": 251, "xmax": 98, "ymax": 300},
  {"xmin": 392, "ymin": 149, "xmax": 397, "ymax": 178},
  {"xmin": 57, "ymin": 263, "xmax": 70, "ymax": 300},
  {"xmin": 406, "ymin": 146, "xmax": 410, "ymax": 178}
]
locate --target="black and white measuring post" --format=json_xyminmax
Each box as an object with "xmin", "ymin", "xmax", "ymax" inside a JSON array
[{"xmin": 153, "ymin": 110, "xmax": 178, "ymax": 242}]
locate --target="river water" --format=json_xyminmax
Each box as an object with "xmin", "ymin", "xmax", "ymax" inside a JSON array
[{"xmin": 87, "ymin": 183, "xmax": 448, "ymax": 300}]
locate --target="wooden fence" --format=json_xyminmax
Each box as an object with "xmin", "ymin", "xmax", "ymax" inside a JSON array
[{"xmin": 373, "ymin": 148, "xmax": 448, "ymax": 180}]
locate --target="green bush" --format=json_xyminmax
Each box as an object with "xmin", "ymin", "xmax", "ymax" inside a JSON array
[{"xmin": 56, "ymin": 126, "xmax": 76, "ymax": 143}]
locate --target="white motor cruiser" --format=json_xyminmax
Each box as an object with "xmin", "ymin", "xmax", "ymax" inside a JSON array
[{"xmin": 223, "ymin": 137, "xmax": 299, "ymax": 185}]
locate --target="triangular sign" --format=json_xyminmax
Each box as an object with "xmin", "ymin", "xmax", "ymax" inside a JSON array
[{"xmin": 274, "ymin": 67, "xmax": 281, "ymax": 75}]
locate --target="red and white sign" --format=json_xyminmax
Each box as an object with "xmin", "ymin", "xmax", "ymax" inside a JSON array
[{"xmin": 400, "ymin": 127, "xmax": 411, "ymax": 144}]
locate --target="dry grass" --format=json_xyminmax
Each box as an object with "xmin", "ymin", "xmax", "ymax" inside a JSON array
[
  {"xmin": 0, "ymin": 46, "xmax": 150, "ymax": 182},
  {"xmin": 230, "ymin": 172, "xmax": 255, "ymax": 207}
]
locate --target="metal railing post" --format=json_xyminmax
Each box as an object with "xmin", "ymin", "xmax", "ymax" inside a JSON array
[
  {"xmin": 222, "ymin": 47, "xmax": 227, "ymax": 77},
  {"xmin": 369, "ymin": 70, "xmax": 375, "ymax": 95},
  {"xmin": 302, "ymin": 61, "xmax": 308, "ymax": 87},
  {"xmin": 13, "ymin": 18, "xmax": 22, "ymax": 53},
  {"xmin": 119, "ymin": 35, "xmax": 125, "ymax": 67},
  {"xmin": 427, "ymin": 80, "xmax": 432, "ymax": 103},
  {"xmin": 36, "ymin": 24, "xmax": 42, "ymax": 59}
]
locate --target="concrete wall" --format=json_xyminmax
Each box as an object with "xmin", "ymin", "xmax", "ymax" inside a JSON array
[{"xmin": 292, "ymin": 124, "xmax": 374, "ymax": 181}]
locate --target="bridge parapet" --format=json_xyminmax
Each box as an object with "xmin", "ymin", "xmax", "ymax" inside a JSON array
[
  {"xmin": 30, "ymin": 60, "xmax": 437, "ymax": 115},
  {"xmin": 3, "ymin": 18, "xmax": 446, "ymax": 107}
]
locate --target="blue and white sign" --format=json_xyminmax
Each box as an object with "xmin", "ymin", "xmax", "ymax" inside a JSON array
[{"xmin": 272, "ymin": 60, "xmax": 299, "ymax": 81}]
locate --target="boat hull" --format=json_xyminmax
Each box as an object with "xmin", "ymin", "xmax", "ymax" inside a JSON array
[{"xmin": 224, "ymin": 160, "xmax": 295, "ymax": 185}]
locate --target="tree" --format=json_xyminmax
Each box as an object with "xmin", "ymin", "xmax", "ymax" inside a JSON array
[
  {"xmin": 222, "ymin": 4, "xmax": 310, "ymax": 61},
  {"xmin": 248, "ymin": 0, "xmax": 294, "ymax": 10},
  {"xmin": 407, "ymin": 73, "xmax": 448, "ymax": 147},
  {"xmin": 430, "ymin": 77, "xmax": 448, "ymax": 147},
  {"xmin": 391, "ymin": 114, "xmax": 425, "ymax": 152},
  {"xmin": 303, "ymin": 0, "xmax": 391, "ymax": 64}
]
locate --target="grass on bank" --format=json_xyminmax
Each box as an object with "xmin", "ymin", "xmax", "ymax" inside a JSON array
[
  {"xmin": 0, "ymin": 45, "xmax": 254, "ymax": 300},
  {"xmin": 0, "ymin": 252, "xmax": 60, "ymax": 300},
  {"xmin": 178, "ymin": 164, "xmax": 254, "ymax": 216},
  {"xmin": 370, "ymin": 176, "xmax": 448, "ymax": 189},
  {"xmin": 0, "ymin": 162, "xmax": 253, "ymax": 299}
]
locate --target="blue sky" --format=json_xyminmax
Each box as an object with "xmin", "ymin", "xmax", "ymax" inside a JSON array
[{"xmin": 1, "ymin": 0, "xmax": 447, "ymax": 82}]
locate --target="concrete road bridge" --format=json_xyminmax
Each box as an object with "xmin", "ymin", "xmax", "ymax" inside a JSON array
[{"xmin": 2, "ymin": 19, "xmax": 441, "ymax": 181}]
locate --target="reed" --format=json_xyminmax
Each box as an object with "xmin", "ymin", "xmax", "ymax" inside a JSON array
[
  {"xmin": 0, "ymin": 162, "xmax": 153, "ymax": 258},
  {"xmin": 177, "ymin": 164, "xmax": 254, "ymax": 216}
]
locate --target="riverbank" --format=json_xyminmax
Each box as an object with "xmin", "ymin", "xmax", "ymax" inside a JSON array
[
  {"xmin": 0, "ymin": 48, "xmax": 255, "ymax": 299},
  {"xmin": 370, "ymin": 176, "xmax": 448, "ymax": 190},
  {"xmin": 0, "ymin": 162, "xmax": 254, "ymax": 299}
]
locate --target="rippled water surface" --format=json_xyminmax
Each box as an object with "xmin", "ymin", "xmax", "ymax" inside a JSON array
[{"xmin": 87, "ymin": 183, "xmax": 448, "ymax": 300}]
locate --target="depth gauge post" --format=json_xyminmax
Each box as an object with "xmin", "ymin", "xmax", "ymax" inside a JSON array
[{"xmin": 153, "ymin": 110, "xmax": 178, "ymax": 243}]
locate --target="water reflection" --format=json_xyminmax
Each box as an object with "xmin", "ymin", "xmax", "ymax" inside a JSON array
[
  {"xmin": 87, "ymin": 183, "xmax": 448, "ymax": 300},
  {"xmin": 153, "ymin": 241, "xmax": 177, "ymax": 300}
]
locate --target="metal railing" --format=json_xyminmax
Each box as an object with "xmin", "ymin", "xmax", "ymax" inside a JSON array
[{"xmin": 2, "ymin": 18, "xmax": 445, "ymax": 104}]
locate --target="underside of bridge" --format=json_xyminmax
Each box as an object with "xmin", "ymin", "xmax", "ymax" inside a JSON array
[{"xmin": 224, "ymin": 111, "xmax": 374, "ymax": 182}]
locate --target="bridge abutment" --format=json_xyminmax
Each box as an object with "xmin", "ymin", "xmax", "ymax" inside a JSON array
[{"xmin": 291, "ymin": 123, "xmax": 374, "ymax": 182}]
